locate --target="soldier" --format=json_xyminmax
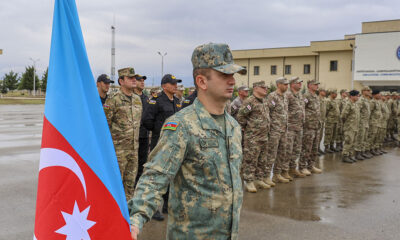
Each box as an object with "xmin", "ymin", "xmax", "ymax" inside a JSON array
[
  {"xmin": 237, "ymin": 81, "xmax": 270, "ymax": 192},
  {"xmin": 355, "ymin": 86, "xmax": 372, "ymax": 160},
  {"xmin": 299, "ymin": 79, "xmax": 322, "ymax": 175},
  {"xmin": 318, "ymin": 88, "xmax": 327, "ymax": 155},
  {"xmin": 335, "ymin": 89, "xmax": 348, "ymax": 151},
  {"xmin": 129, "ymin": 42, "xmax": 246, "ymax": 240},
  {"xmin": 387, "ymin": 92, "xmax": 398, "ymax": 141},
  {"xmin": 285, "ymin": 77, "xmax": 306, "ymax": 178},
  {"xmin": 367, "ymin": 90, "xmax": 383, "ymax": 156},
  {"xmin": 104, "ymin": 67, "xmax": 142, "ymax": 201},
  {"xmin": 182, "ymin": 89, "xmax": 197, "ymax": 108},
  {"xmin": 150, "ymin": 88, "xmax": 158, "ymax": 99},
  {"xmin": 175, "ymin": 85, "xmax": 185, "ymax": 105},
  {"xmin": 267, "ymin": 77, "xmax": 290, "ymax": 184},
  {"xmin": 230, "ymin": 85, "xmax": 249, "ymax": 118},
  {"xmin": 324, "ymin": 89, "xmax": 340, "ymax": 153},
  {"xmin": 340, "ymin": 90, "xmax": 360, "ymax": 163},
  {"xmin": 380, "ymin": 93, "xmax": 390, "ymax": 152},
  {"xmin": 96, "ymin": 74, "xmax": 114, "ymax": 106}
]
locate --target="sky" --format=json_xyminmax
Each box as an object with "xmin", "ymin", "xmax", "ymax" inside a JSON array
[{"xmin": 1, "ymin": 0, "xmax": 399, "ymax": 87}]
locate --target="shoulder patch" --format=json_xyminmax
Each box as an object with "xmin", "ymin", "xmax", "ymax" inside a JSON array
[
  {"xmin": 177, "ymin": 104, "xmax": 182, "ymax": 108},
  {"xmin": 103, "ymin": 104, "xmax": 110, "ymax": 109},
  {"xmin": 162, "ymin": 121, "xmax": 179, "ymax": 131},
  {"xmin": 149, "ymin": 100, "xmax": 156, "ymax": 104},
  {"xmin": 184, "ymin": 99, "xmax": 191, "ymax": 103},
  {"xmin": 246, "ymin": 105, "xmax": 252, "ymax": 111}
]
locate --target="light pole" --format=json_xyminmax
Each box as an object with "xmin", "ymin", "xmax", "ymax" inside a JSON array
[
  {"xmin": 29, "ymin": 58, "xmax": 40, "ymax": 96},
  {"xmin": 157, "ymin": 51, "xmax": 167, "ymax": 81}
]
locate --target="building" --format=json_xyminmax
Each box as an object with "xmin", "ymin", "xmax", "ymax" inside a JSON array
[{"xmin": 232, "ymin": 19, "xmax": 400, "ymax": 92}]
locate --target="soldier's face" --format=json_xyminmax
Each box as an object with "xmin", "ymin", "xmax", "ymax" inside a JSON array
[
  {"xmin": 205, "ymin": 70, "xmax": 235, "ymax": 101},
  {"xmin": 136, "ymin": 79, "xmax": 145, "ymax": 90},
  {"xmin": 97, "ymin": 81, "xmax": 110, "ymax": 93},
  {"xmin": 121, "ymin": 76, "xmax": 137, "ymax": 90},
  {"xmin": 238, "ymin": 90, "xmax": 249, "ymax": 98},
  {"xmin": 277, "ymin": 83, "xmax": 288, "ymax": 93},
  {"xmin": 331, "ymin": 93, "xmax": 337, "ymax": 99},
  {"xmin": 308, "ymin": 83, "xmax": 318, "ymax": 92},
  {"xmin": 320, "ymin": 91, "xmax": 326, "ymax": 97},
  {"xmin": 291, "ymin": 82, "xmax": 301, "ymax": 91},
  {"xmin": 163, "ymin": 83, "xmax": 177, "ymax": 95},
  {"xmin": 254, "ymin": 86, "xmax": 267, "ymax": 97}
]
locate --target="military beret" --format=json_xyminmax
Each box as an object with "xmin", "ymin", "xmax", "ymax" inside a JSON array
[
  {"xmin": 289, "ymin": 76, "xmax": 303, "ymax": 84},
  {"xmin": 238, "ymin": 85, "xmax": 250, "ymax": 91},
  {"xmin": 276, "ymin": 77, "xmax": 289, "ymax": 84},
  {"xmin": 349, "ymin": 90, "xmax": 359, "ymax": 96},
  {"xmin": 307, "ymin": 79, "xmax": 320, "ymax": 85},
  {"xmin": 253, "ymin": 81, "xmax": 266, "ymax": 88},
  {"xmin": 372, "ymin": 90, "xmax": 380, "ymax": 95}
]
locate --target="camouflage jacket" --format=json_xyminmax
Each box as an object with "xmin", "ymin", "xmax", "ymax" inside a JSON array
[
  {"xmin": 382, "ymin": 101, "xmax": 390, "ymax": 128},
  {"xmin": 237, "ymin": 95, "xmax": 270, "ymax": 141},
  {"xmin": 267, "ymin": 91, "xmax": 288, "ymax": 133},
  {"xmin": 341, "ymin": 100, "xmax": 360, "ymax": 131},
  {"xmin": 319, "ymin": 97, "xmax": 327, "ymax": 122},
  {"xmin": 303, "ymin": 91, "xmax": 321, "ymax": 130},
  {"xmin": 369, "ymin": 99, "xmax": 383, "ymax": 127},
  {"xmin": 104, "ymin": 90, "xmax": 142, "ymax": 150},
  {"xmin": 129, "ymin": 98, "xmax": 243, "ymax": 240},
  {"xmin": 357, "ymin": 96, "xmax": 371, "ymax": 127},
  {"xmin": 285, "ymin": 89, "xmax": 305, "ymax": 132},
  {"xmin": 388, "ymin": 99, "xmax": 397, "ymax": 119},
  {"xmin": 337, "ymin": 98, "xmax": 348, "ymax": 113},
  {"xmin": 230, "ymin": 96, "xmax": 244, "ymax": 118},
  {"xmin": 325, "ymin": 97, "xmax": 340, "ymax": 124}
]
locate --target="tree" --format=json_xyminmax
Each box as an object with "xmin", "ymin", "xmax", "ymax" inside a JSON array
[
  {"xmin": 18, "ymin": 66, "xmax": 40, "ymax": 91},
  {"xmin": 3, "ymin": 71, "xmax": 20, "ymax": 91},
  {"xmin": 41, "ymin": 68, "xmax": 48, "ymax": 92},
  {"xmin": 0, "ymin": 80, "xmax": 6, "ymax": 94}
]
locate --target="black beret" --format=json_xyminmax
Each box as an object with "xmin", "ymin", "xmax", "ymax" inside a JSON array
[
  {"xmin": 349, "ymin": 90, "xmax": 359, "ymax": 96},
  {"xmin": 372, "ymin": 90, "xmax": 380, "ymax": 95}
]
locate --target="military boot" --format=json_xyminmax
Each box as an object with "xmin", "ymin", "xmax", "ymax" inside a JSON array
[
  {"xmin": 325, "ymin": 145, "xmax": 334, "ymax": 153},
  {"xmin": 300, "ymin": 168, "xmax": 312, "ymax": 176},
  {"xmin": 380, "ymin": 147, "xmax": 388, "ymax": 154},
  {"xmin": 310, "ymin": 166, "xmax": 322, "ymax": 174},
  {"xmin": 349, "ymin": 155, "xmax": 357, "ymax": 162},
  {"xmin": 254, "ymin": 180, "xmax": 271, "ymax": 189},
  {"xmin": 332, "ymin": 144, "xmax": 340, "ymax": 152},
  {"xmin": 281, "ymin": 170, "xmax": 294, "ymax": 181},
  {"xmin": 337, "ymin": 143, "xmax": 343, "ymax": 151},
  {"xmin": 289, "ymin": 168, "xmax": 306, "ymax": 178},
  {"xmin": 245, "ymin": 181, "xmax": 257, "ymax": 193},
  {"xmin": 263, "ymin": 177, "xmax": 276, "ymax": 187},
  {"xmin": 361, "ymin": 151, "xmax": 370, "ymax": 159},
  {"xmin": 355, "ymin": 151, "xmax": 365, "ymax": 160},
  {"xmin": 272, "ymin": 174, "xmax": 290, "ymax": 183},
  {"xmin": 342, "ymin": 155, "xmax": 353, "ymax": 163},
  {"xmin": 371, "ymin": 149, "xmax": 380, "ymax": 156}
]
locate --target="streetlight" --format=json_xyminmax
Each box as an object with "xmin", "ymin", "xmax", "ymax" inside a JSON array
[
  {"xmin": 29, "ymin": 58, "xmax": 40, "ymax": 96},
  {"xmin": 157, "ymin": 51, "xmax": 167, "ymax": 82}
]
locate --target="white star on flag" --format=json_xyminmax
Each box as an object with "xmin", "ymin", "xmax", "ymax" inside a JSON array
[{"xmin": 55, "ymin": 201, "xmax": 96, "ymax": 240}]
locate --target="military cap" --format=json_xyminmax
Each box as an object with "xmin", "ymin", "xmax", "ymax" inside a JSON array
[
  {"xmin": 150, "ymin": 87, "xmax": 158, "ymax": 93},
  {"xmin": 253, "ymin": 81, "xmax": 266, "ymax": 88},
  {"xmin": 238, "ymin": 85, "xmax": 250, "ymax": 91},
  {"xmin": 97, "ymin": 74, "xmax": 114, "ymax": 84},
  {"xmin": 328, "ymin": 88, "xmax": 337, "ymax": 94},
  {"xmin": 177, "ymin": 85, "xmax": 185, "ymax": 91},
  {"xmin": 392, "ymin": 92, "xmax": 399, "ymax": 96},
  {"xmin": 161, "ymin": 74, "xmax": 182, "ymax": 85},
  {"xmin": 372, "ymin": 90, "xmax": 380, "ymax": 95},
  {"xmin": 307, "ymin": 79, "xmax": 320, "ymax": 85},
  {"xmin": 361, "ymin": 86, "xmax": 371, "ymax": 91},
  {"xmin": 135, "ymin": 74, "xmax": 147, "ymax": 80},
  {"xmin": 381, "ymin": 91, "xmax": 387, "ymax": 96},
  {"xmin": 340, "ymin": 89, "xmax": 347, "ymax": 94},
  {"xmin": 191, "ymin": 43, "xmax": 247, "ymax": 75},
  {"xmin": 276, "ymin": 77, "xmax": 289, "ymax": 84},
  {"xmin": 319, "ymin": 88, "xmax": 326, "ymax": 92},
  {"xmin": 289, "ymin": 76, "xmax": 303, "ymax": 84},
  {"xmin": 349, "ymin": 90, "xmax": 359, "ymax": 96},
  {"xmin": 118, "ymin": 67, "xmax": 139, "ymax": 78}
]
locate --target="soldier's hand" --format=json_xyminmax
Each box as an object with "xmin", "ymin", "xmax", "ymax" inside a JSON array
[{"xmin": 131, "ymin": 225, "xmax": 140, "ymax": 240}]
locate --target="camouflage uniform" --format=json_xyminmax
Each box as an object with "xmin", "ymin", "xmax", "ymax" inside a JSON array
[
  {"xmin": 367, "ymin": 98, "xmax": 382, "ymax": 151},
  {"xmin": 355, "ymin": 96, "xmax": 370, "ymax": 152},
  {"xmin": 129, "ymin": 99, "xmax": 243, "ymax": 239},
  {"xmin": 380, "ymin": 99, "xmax": 390, "ymax": 146},
  {"xmin": 237, "ymin": 93, "xmax": 270, "ymax": 182},
  {"xmin": 387, "ymin": 96, "xmax": 397, "ymax": 138},
  {"xmin": 341, "ymin": 100, "xmax": 360, "ymax": 157},
  {"xmin": 285, "ymin": 88, "xmax": 305, "ymax": 170},
  {"xmin": 319, "ymin": 95, "xmax": 327, "ymax": 149},
  {"xmin": 104, "ymin": 89, "xmax": 142, "ymax": 200},
  {"xmin": 324, "ymin": 96, "xmax": 340, "ymax": 147},
  {"xmin": 300, "ymin": 90, "xmax": 320, "ymax": 170},
  {"xmin": 335, "ymin": 97, "xmax": 347, "ymax": 145},
  {"xmin": 230, "ymin": 96, "xmax": 244, "ymax": 118}
]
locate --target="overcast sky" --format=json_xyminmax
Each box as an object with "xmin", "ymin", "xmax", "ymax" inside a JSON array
[{"xmin": 1, "ymin": 0, "xmax": 399, "ymax": 86}]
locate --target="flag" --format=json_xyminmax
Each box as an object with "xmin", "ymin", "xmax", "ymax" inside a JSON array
[{"xmin": 34, "ymin": 0, "xmax": 131, "ymax": 239}]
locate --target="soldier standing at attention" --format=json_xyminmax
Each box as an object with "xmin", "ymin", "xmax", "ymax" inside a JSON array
[
  {"xmin": 129, "ymin": 43, "xmax": 246, "ymax": 240},
  {"xmin": 379, "ymin": 93, "xmax": 390, "ymax": 153},
  {"xmin": 340, "ymin": 90, "xmax": 360, "ymax": 163},
  {"xmin": 230, "ymin": 85, "xmax": 249, "ymax": 118},
  {"xmin": 299, "ymin": 79, "xmax": 322, "ymax": 175},
  {"xmin": 237, "ymin": 81, "xmax": 271, "ymax": 192},
  {"xmin": 367, "ymin": 90, "xmax": 383, "ymax": 156},
  {"xmin": 318, "ymin": 88, "xmax": 327, "ymax": 155},
  {"xmin": 285, "ymin": 77, "xmax": 306, "ymax": 178},
  {"xmin": 175, "ymin": 85, "xmax": 185, "ymax": 105},
  {"xmin": 324, "ymin": 89, "xmax": 340, "ymax": 153},
  {"xmin": 387, "ymin": 92, "xmax": 398, "ymax": 141},
  {"xmin": 354, "ymin": 87, "xmax": 372, "ymax": 160},
  {"xmin": 104, "ymin": 67, "xmax": 143, "ymax": 201},
  {"xmin": 267, "ymin": 77, "xmax": 290, "ymax": 184},
  {"xmin": 96, "ymin": 74, "xmax": 114, "ymax": 106},
  {"xmin": 335, "ymin": 89, "xmax": 348, "ymax": 152}
]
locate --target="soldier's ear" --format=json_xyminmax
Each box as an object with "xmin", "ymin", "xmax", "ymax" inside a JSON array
[{"xmin": 196, "ymin": 74, "xmax": 208, "ymax": 91}]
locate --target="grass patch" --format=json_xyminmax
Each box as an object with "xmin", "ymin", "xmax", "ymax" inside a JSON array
[{"xmin": 0, "ymin": 98, "xmax": 45, "ymax": 105}]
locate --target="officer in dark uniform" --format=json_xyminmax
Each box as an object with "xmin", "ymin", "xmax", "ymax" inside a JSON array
[
  {"xmin": 142, "ymin": 73, "xmax": 182, "ymax": 220},
  {"xmin": 182, "ymin": 89, "xmax": 197, "ymax": 108},
  {"xmin": 96, "ymin": 74, "xmax": 114, "ymax": 106}
]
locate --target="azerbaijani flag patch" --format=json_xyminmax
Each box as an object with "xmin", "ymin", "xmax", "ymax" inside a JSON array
[{"xmin": 162, "ymin": 121, "xmax": 179, "ymax": 131}]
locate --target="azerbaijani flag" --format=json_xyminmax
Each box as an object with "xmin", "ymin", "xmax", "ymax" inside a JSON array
[{"xmin": 33, "ymin": 0, "xmax": 131, "ymax": 239}]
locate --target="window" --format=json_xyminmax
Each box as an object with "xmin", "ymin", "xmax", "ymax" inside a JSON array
[
  {"xmin": 271, "ymin": 65, "xmax": 277, "ymax": 75},
  {"xmin": 254, "ymin": 66, "xmax": 260, "ymax": 75},
  {"xmin": 285, "ymin": 65, "xmax": 291, "ymax": 75},
  {"xmin": 330, "ymin": 61, "xmax": 338, "ymax": 71},
  {"xmin": 304, "ymin": 64, "xmax": 311, "ymax": 74}
]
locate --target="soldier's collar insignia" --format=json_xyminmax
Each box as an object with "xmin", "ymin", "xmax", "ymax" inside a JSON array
[{"xmin": 162, "ymin": 121, "xmax": 179, "ymax": 131}]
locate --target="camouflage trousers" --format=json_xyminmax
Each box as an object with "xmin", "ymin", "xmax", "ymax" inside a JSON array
[
  {"xmin": 355, "ymin": 124, "xmax": 368, "ymax": 152},
  {"xmin": 335, "ymin": 120, "xmax": 344, "ymax": 144},
  {"xmin": 324, "ymin": 122, "xmax": 337, "ymax": 146},
  {"xmin": 388, "ymin": 118, "xmax": 396, "ymax": 134},
  {"xmin": 377, "ymin": 127, "xmax": 386, "ymax": 147},
  {"xmin": 342, "ymin": 129, "xmax": 357, "ymax": 157},
  {"xmin": 286, "ymin": 129, "xmax": 303, "ymax": 169},
  {"xmin": 299, "ymin": 128, "xmax": 319, "ymax": 170},
  {"xmin": 267, "ymin": 130, "xmax": 287, "ymax": 174},
  {"xmin": 116, "ymin": 149, "xmax": 138, "ymax": 201},
  {"xmin": 242, "ymin": 139, "xmax": 268, "ymax": 181},
  {"xmin": 367, "ymin": 125, "xmax": 379, "ymax": 150}
]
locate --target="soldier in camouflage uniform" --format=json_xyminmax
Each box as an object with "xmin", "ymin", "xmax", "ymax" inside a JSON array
[
  {"xmin": 387, "ymin": 92, "xmax": 398, "ymax": 141},
  {"xmin": 379, "ymin": 93, "xmax": 390, "ymax": 153},
  {"xmin": 129, "ymin": 43, "xmax": 246, "ymax": 240},
  {"xmin": 285, "ymin": 77, "xmax": 306, "ymax": 178},
  {"xmin": 267, "ymin": 77, "xmax": 290, "ymax": 184},
  {"xmin": 335, "ymin": 89, "xmax": 348, "ymax": 151},
  {"xmin": 355, "ymin": 86, "xmax": 372, "ymax": 160},
  {"xmin": 367, "ymin": 90, "xmax": 383, "ymax": 156},
  {"xmin": 104, "ymin": 67, "xmax": 143, "ymax": 201},
  {"xmin": 324, "ymin": 89, "xmax": 340, "ymax": 153},
  {"xmin": 340, "ymin": 90, "xmax": 360, "ymax": 163},
  {"xmin": 237, "ymin": 81, "xmax": 271, "ymax": 192},
  {"xmin": 299, "ymin": 79, "xmax": 322, "ymax": 175},
  {"xmin": 318, "ymin": 88, "xmax": 327, "ymax": 155},
  {"xmin": 230, "ymin": 85, "xmax": 249, "ymax": 118}
]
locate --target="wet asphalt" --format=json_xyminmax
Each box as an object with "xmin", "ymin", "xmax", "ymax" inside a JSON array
[{"xmin": 1, "ymin": 104, "xmax": 400, "ymax": 240}]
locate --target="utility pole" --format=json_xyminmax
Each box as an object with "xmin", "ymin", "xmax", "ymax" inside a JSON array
[
  {"xmin": 111, "ymin": 15, "xmax": 116, "ymax": 84},
  {"xmin": 29, "ymin": 58, "xmax": 40, "ymax": 96},
  {"xmin": 157, "ymin": 51, "xmax": 167, "ymax": 78}
]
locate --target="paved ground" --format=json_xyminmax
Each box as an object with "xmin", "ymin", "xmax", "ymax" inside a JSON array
[{"xmin": 1, "ymin": 104, "xmax": 400, "ymax": 240}]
